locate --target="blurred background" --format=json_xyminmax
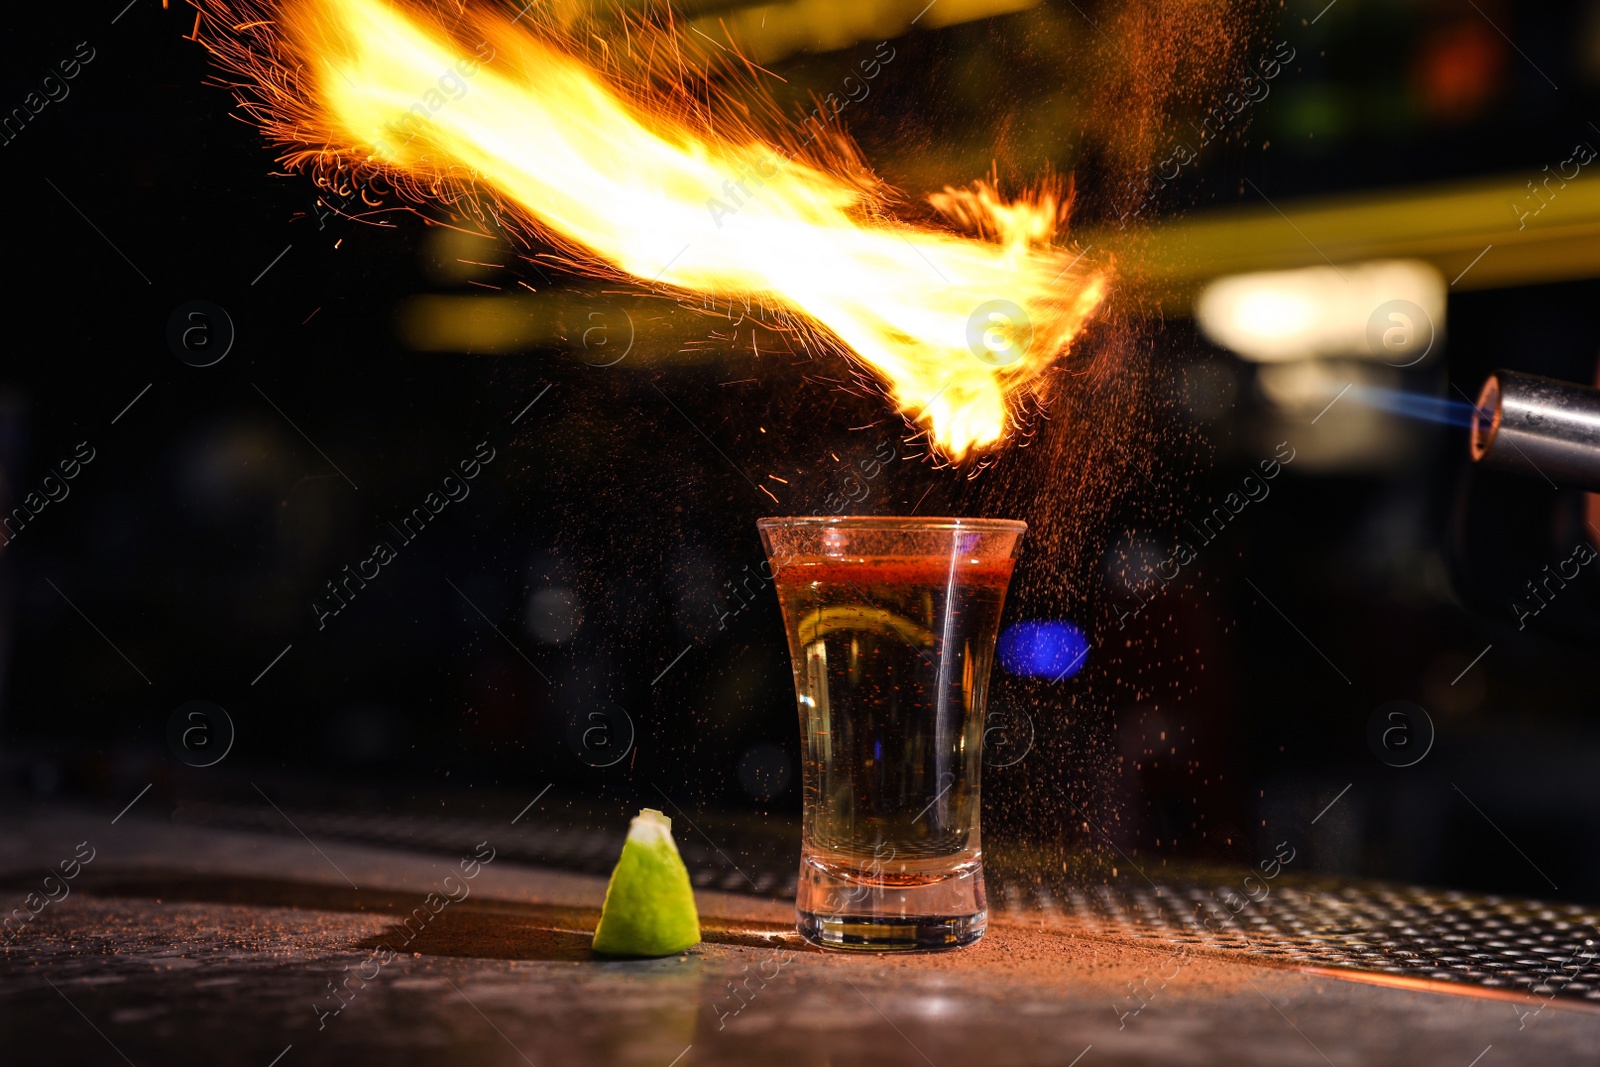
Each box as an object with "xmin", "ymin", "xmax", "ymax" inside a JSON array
[{"xmin": 4, "ymin": 0, "xmax": 1600, "ymax": 903}]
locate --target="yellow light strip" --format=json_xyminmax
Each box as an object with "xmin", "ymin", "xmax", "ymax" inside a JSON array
[
  {"xmin": 1083, "ymin": 170, "xmax": 1600, "ymax": 313},
  {"xmin": 687, "ymin": 0, "xmax": 1040, "ymax": 63}
]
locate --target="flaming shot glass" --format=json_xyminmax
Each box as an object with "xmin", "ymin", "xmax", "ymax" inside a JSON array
[{"xmin": 757, "ymin": 516, "xmax": 1025, "ymax": 951}]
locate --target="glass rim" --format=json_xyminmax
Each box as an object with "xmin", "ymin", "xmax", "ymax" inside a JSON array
[{"xmin": 757, "ymin": 515, "xmax": 1026, "ymax": 533}]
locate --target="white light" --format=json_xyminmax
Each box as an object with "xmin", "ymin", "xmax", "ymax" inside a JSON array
[
  {"xmin": 1196, "ymin": 259, "xmax": 1446, "ymax": 363},
  {"xmin": 1233, "ymin": 289, "xmax": 1317, "ymax": 341}
]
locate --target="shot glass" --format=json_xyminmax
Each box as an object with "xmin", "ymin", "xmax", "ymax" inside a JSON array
[{"xmin": 757, "ymin": 516, "xmax": 1025, "ymax": 951}]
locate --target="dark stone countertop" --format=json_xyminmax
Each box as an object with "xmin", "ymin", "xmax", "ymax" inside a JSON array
[{"xmin": 1, "ymin": 808, "xmax": 1595, "ymax": 1066}]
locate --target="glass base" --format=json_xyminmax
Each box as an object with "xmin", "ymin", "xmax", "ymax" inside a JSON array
[
  {"xmin": 797, "ymin": 910, "xmax": 986, "ymax": 951},
  {"xmin": 794, "ymin": 855, "xmax": 986, "ymax": 952}
]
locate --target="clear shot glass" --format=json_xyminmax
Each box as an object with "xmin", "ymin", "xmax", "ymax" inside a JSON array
[{"xmin": 757, "ymin": 516, "xmax": 1025, "ymax": 951}]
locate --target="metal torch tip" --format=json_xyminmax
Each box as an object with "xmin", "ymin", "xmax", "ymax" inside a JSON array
[
  {"xmin": 1469, "ymin": 373, "xmax": 1502, "ymax": 462},
  {"xmin": 1469, "ymin": 369, "xmax": 1600, "ymax": 492}
]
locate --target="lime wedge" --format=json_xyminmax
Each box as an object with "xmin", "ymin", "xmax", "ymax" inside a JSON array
[{"xmin": 592, "ymin": 808, "xmax": 701, "ymax": 957}]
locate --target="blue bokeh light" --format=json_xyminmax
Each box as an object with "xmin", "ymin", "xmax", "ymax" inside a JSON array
[{"xmin": 997, "ymin": 621, "xmax": 1090, "ymax": 680}]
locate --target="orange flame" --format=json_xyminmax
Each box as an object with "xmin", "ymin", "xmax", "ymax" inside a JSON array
[{"xmin": 199, "ymin": 0, "xmax": 1109, "ymax": 459}]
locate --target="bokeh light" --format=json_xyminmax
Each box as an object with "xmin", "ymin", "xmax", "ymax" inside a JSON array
[{"xmin": 996, "ymin": 620, "xmax": 1089, "ymax": 680}]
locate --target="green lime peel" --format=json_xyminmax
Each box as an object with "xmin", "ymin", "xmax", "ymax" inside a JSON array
[{"xmin": 591, "ymin": 808, "xmax": 701, "ymax": 957}]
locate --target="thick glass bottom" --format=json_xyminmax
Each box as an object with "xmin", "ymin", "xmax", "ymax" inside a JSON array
[
  {"xmin": 794, "ymin": 854, "xmax": 986, "ymax": 951},
  {"xmin": 797, "ymin": 910, "xmax": 986, "ymax": 951}
]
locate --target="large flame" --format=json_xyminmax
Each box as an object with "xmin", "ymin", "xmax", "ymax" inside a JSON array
[{"xmin": 201, "ymin": 0, "xmax": 1109, "ymax": 459}]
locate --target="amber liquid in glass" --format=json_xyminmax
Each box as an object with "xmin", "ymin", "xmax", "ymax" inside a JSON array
[{"xmin": 773, "ymin": 555, "xmax": 1013, "ymax": 950}]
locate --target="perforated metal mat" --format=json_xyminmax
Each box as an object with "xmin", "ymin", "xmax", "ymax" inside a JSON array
[
  {"xmin": 1003, "ymin": 879, "xmax": 1600, "ymax": 1004},
  {"xmin": 173, "ymin": 800, "xmax": 1600, "ymax": 1005}
]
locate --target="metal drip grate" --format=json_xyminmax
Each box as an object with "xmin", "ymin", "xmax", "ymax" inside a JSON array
[
  {"xmin": 995, "ymin": 878, "xmax": 1600, "ymax": 1003},
  {"xmin": 173, "ymin": 802, "xmax": 1600, "ymax": 1004},
  {"xmin": 171, "ymin": 800, "xmax": 802, "ymax": 895}
]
